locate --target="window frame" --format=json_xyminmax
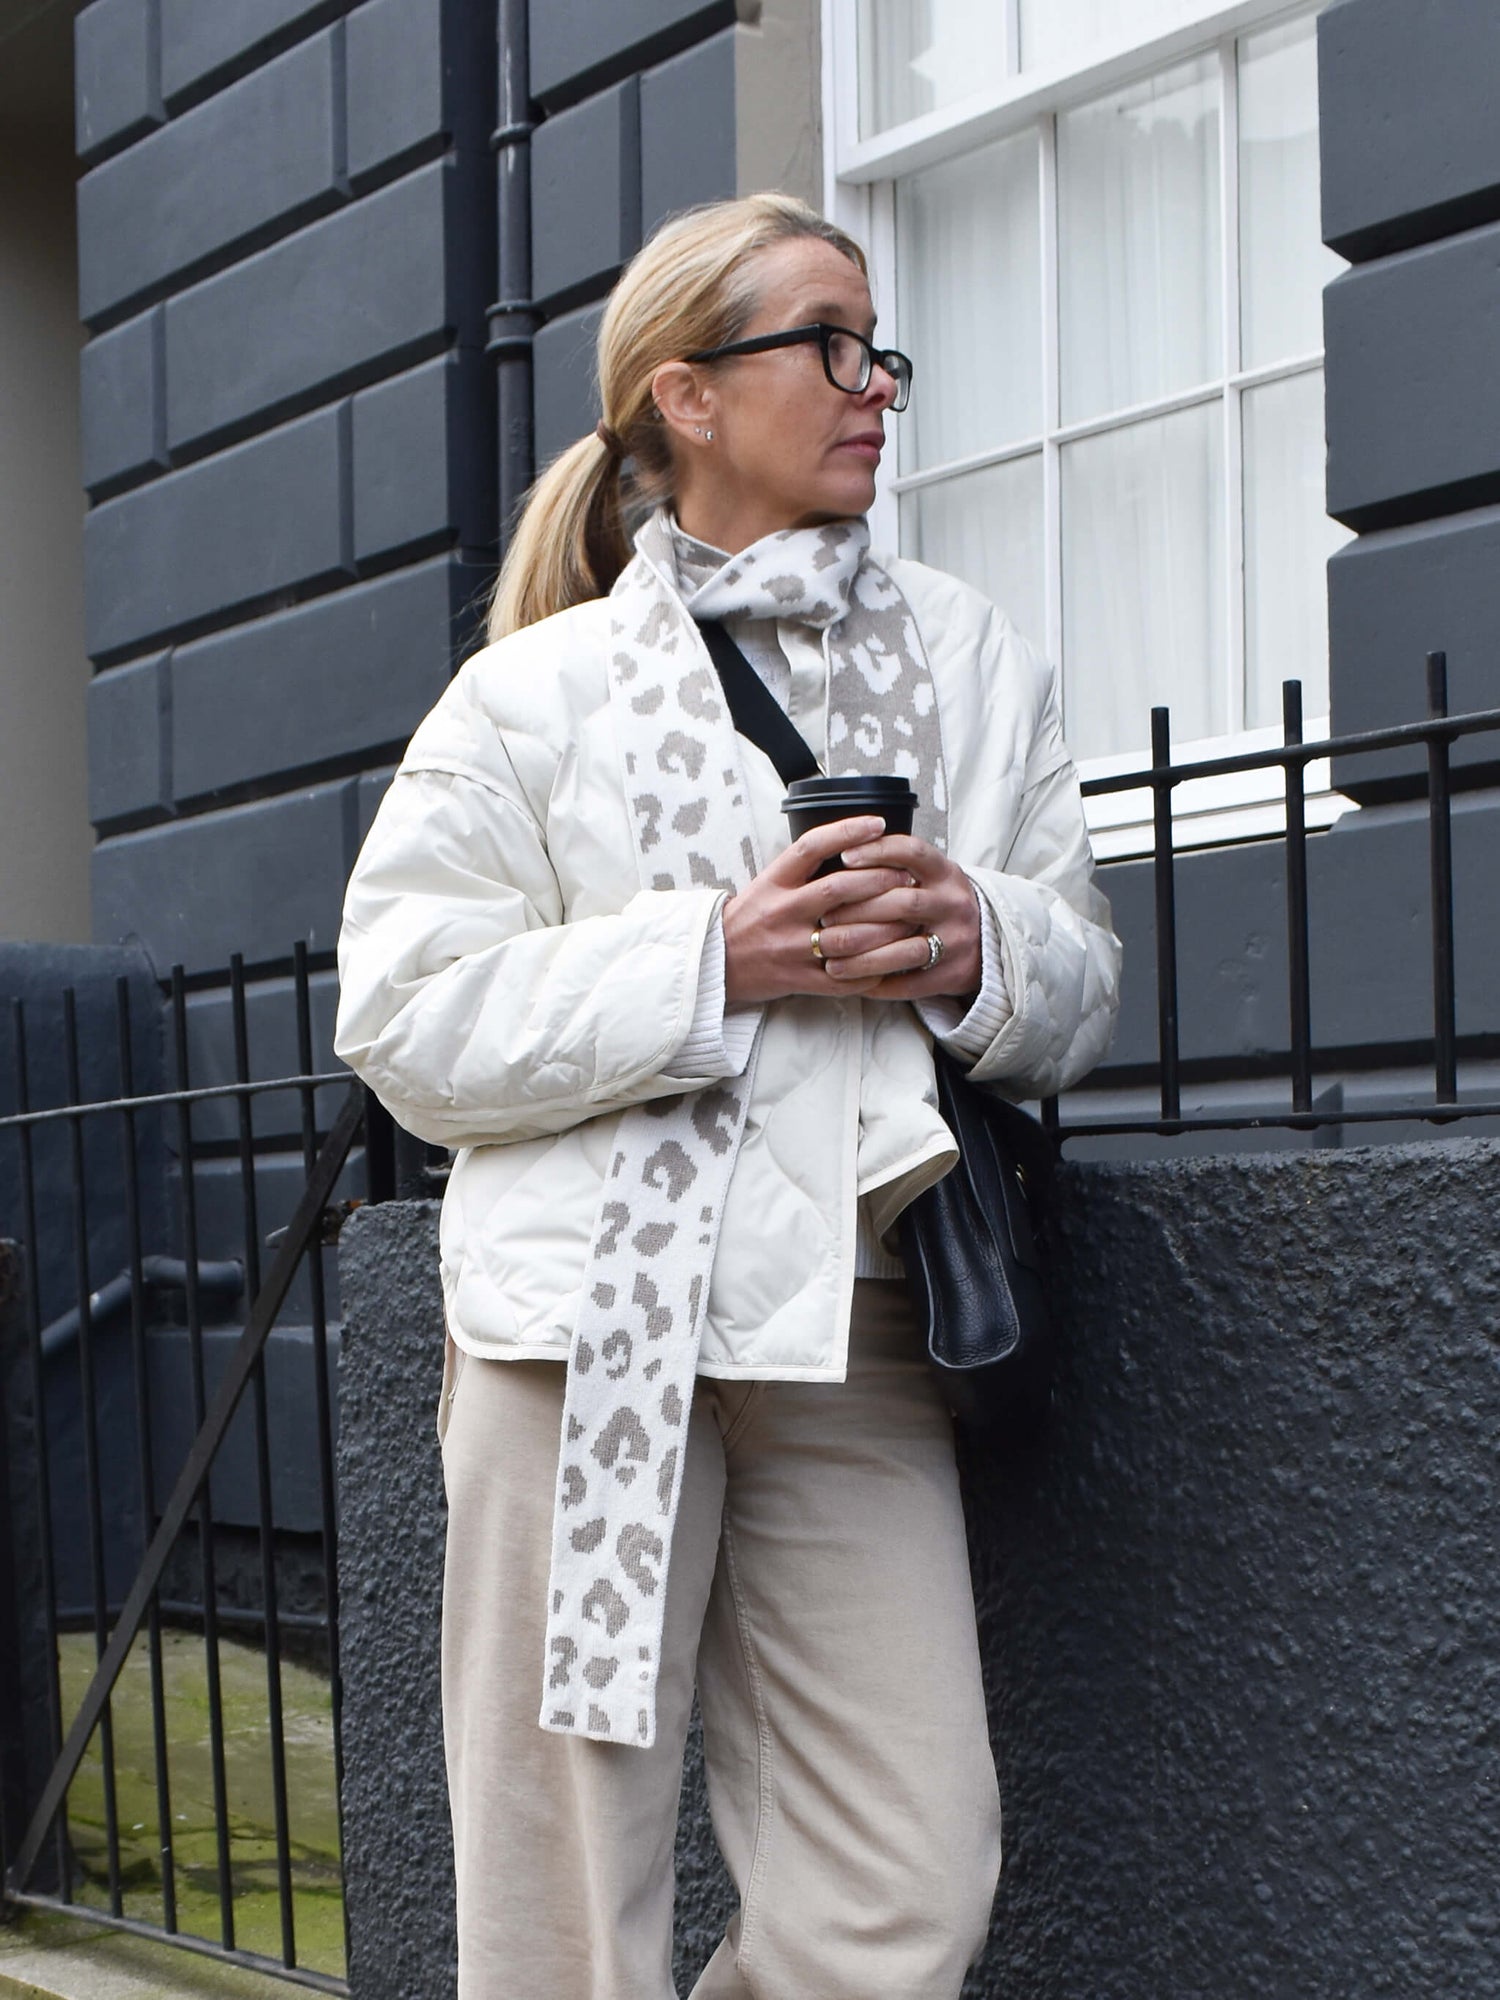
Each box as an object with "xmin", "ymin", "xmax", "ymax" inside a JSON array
[{"xmin": 823, "ymin": 0, "xmax": 1348, "ymax": 854}]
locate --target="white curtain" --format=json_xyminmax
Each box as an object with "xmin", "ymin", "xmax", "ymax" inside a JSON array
[
  {"xmin": 1238, "ymin": 15, "xmax": 1343, "ymax": 369},
  {"xmin": 895, "ymin": 131, "xmax": 1042, "ymax": 473},
  {"xmin": 1062, "ymin": 401, "xmax": 1225, "ymax": 759},
  {"xmin": 900, "ymin": 454, "xmax": 1046, "ymax": 652},
  {"xmin": 858, "ymin": 0, "xmax": 1008, "ymax": 136},
  {"xmin": 1057, "ymin": 55, "xmax": 1221, "ymax": 425}
]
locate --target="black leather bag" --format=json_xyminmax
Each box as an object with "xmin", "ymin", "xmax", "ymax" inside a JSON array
[
  {"xmin": 897, "ymin": 1048, "xmax": 1056, "ymax": 1443},
  {"xmin": 696, "ymin": 616, "xmax": 1056, "ymax": 1443}
]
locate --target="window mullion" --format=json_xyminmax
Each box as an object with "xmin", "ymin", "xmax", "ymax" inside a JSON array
[
  {"xmin": 1040, "ymin": 112, "xmax": 1062, "ymax": 673},
  {"xmin": 827, "ymin": 0, "xmax": 862, "ymax": 187},
  {"xmin": 868, "ymin": 177, "xmax": 901, "ymax": 550},
  {"xmin": 1220, "ymin": 34, "xmax": 1246, "ymax": 739},
  {"xmin": 1004, "ymin": 0, "xmax": 1022, "ymax": 78}
]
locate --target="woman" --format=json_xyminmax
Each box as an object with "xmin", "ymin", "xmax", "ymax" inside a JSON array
[{"xmin": 336, "ymin": 193, "xmax": 1120, "ymax": 2000}]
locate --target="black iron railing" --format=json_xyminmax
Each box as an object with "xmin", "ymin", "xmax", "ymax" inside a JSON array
[
  {"xmin": 1054, "ymin": 655, "xmax": 1500, "ymax": 1145},
  {"xmin": 0, "ymin": 943, "xmax": 386, "ymax": 1994},
  {"xmin": 3, "ymin": 663, "xmax": 1498, "ymax": 1988}
]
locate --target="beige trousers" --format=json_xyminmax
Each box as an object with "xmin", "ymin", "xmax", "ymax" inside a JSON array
[{"xmin": 439, "ymin": 1281, "xmax": 1002, "ymax": 2000}]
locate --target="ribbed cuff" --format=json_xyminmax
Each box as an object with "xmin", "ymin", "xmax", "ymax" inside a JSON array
[
  {"xmin": 670, "ymin": 911, "xmax": 758, "ymax": 1077},
  {"xmin": 855, "ymin": 1201, "xmax": 905, "ymax": 1279},
  {"xmin": 915, "ymin": 889, "xmax": 1012, "ymax": 1065}
]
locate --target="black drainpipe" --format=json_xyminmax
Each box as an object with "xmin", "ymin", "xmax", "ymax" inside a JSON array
[{"xmin": 489, "ymin": 0, "xmax": 538, "ymax": 557}]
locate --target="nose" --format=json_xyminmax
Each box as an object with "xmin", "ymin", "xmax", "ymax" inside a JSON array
[{"xmin": 862, "ymin": 364, "xmax": 899, "ymax": 411}]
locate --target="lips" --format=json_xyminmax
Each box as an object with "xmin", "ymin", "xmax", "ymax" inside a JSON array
[{"xmin": 838, "ymin": 432, "xmax": 885, "ymax": 460}]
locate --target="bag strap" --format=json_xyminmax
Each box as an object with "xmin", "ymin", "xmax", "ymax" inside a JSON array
[{"xmin": 697, "ymin": 619, "xmax": 821, "ymax": 787}]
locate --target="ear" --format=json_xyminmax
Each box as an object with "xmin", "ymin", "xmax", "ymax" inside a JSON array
[{"xmin": 651, "ymin": 360, "xmax": 717, "ymax": 452}]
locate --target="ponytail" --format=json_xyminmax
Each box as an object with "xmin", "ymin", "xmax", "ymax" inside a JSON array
[
  {"xmin": 488, "ymin": 430, "xmax": 627, "ymax": 640},
  {"xmin": 486, "ymin": 193, "xmax": 867, "ymax": 644}
]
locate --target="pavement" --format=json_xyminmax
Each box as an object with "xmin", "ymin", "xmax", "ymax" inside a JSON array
[
  {"xmin": 2, "ymin": 1628, "xmax": 344, "ymax": 1999},
  {"xmin": 0, "ymin": 1910, "xmax": 306, "ymax": 2000}
]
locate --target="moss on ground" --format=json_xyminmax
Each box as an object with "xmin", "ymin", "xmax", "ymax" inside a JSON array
[{"xmin": 56, "ymin": 1628, "xmax": 345, "ymax": 1982}]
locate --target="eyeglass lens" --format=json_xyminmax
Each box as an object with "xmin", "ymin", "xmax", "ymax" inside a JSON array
[{"xmin": 825, "ymin": 329, "xmax": 911, "ymax": 409}]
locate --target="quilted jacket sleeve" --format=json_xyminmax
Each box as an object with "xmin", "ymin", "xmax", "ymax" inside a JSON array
[
  {"xmin": 334, "ymin": 717, "xmax": 750, "ymax": 1153},
  {"xmin": 963, "ymin": 629, "xmax": 1122, "ymax": 1100}
]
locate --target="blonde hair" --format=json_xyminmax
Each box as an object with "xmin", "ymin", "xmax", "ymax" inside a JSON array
[{"xmin": 487, "ymin": 194, "xmax": 867, "ymax": 640}]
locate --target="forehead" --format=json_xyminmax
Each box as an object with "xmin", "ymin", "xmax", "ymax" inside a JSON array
[{"xmin": 743, "ymin": 237, "xmax": 874, "ymax": 331}]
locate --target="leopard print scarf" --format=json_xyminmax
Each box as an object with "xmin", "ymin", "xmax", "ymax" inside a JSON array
[{"xmin": 541, "ymin": 507, "xmax": 947, "ymax": 1745}]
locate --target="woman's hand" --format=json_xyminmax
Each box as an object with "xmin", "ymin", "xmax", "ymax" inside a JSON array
[
  {"xmin": 722, "ymin": 816, "xmax": 922, "ymax": 1004},
  {"xmin": 722, "ymin": 818, "xmax": 982, "ymax": 1005},
  {"xmin": 816, "ymin": 830, "xmax": 982, "ymax": 1002}
]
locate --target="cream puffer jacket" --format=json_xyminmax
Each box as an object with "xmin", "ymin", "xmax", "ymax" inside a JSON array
[{"xmin": 334, "ymin": 555, "xmax": 1121, "ymax": 1381}]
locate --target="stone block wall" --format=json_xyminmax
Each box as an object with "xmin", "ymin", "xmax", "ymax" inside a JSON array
[
  {"xmin": 1317, "ymin": 0, "xmax": 1500, "ymax": 802},
  {"xmin": 522, "ymin": 0, "xmax": 818, "ymax": 461},
  {"xmin": 77, "ymin": 0, "xmax": 496, "ymax": 988}
]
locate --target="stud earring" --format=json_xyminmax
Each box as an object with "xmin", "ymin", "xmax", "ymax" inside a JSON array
[{"xmin": 704, "ymin": 428, "xmax": 714, "ymax": 442}]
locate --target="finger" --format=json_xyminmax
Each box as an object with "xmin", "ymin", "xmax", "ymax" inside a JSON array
[
  {"xmin": 823, "ymin": 884, "xmax": 927, "ymax": 932},
  {"xmin": 823, "ymin": 933, "xmax": 937, "ymax": 983},
  {"xmin": 810, "ymin": 868, "xmax": 916, "ymax": 920},
  {"xmin": 773, "ymin": 815, "xmax": 887, "ymax": 886},
  {"xmin": 817, "ymin": 921, "xmax": 914, "ymax": 960},
  {"xmin": 836, "ymin": 832, "xmax": 933, "ymax": 872}
]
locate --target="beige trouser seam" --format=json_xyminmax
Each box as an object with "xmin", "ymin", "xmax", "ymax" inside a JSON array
[{"xmin": 717, "ymin": 1507, "xmax": 776, "ymax": 1986}]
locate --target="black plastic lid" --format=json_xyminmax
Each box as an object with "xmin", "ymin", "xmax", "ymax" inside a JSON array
[{"xmin": 782, "ymin": 774, "xmax": 917, "ymax": 802}]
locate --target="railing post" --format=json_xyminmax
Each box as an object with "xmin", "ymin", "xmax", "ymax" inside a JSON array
[
  {"xmin": 0, "ymin": 1240, "xmax": 54, "ymax": 1899},
  {"xmin": 1283, "ymin": 681, "xmax": 1313, "ymax": 1116},
  {"xmin": 1150, "ymin": 706, "xmax": 1181, "ymax": 1125},
  {"xmin": 1426, "ymin": 651, "xmax": 1458, "ymax": 1106}
]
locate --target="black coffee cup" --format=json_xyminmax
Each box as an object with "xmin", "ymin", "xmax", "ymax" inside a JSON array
[{"xmin": 781, "ymin": 774, "xmax": 918, "ymax": 877}]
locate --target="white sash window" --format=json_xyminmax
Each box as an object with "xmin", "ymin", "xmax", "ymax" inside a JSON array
[{"xmin": 827, "ymin": 2, "xmax": 1353, "ymax": 852}]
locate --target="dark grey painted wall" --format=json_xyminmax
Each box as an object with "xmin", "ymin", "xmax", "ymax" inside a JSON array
[
  {"xmin": 77, "ymin": 0, "xmax": 495, "ymax": 999},
  {"xmin": 1319, "ymin": 0, "xmax": 1500, "ymax": 803},
  {"xmin": 337, "ymin": 1137, "xmax": 1500, "ymax": 1997},
  {"xmin": 524, "ymin": 0, "xmax": 741, "ymax": 465}
]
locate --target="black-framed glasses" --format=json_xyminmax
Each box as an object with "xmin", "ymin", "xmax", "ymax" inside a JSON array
[{"xmin": 685, "ymin": 322, "xmax": 913, "ymax": 411}]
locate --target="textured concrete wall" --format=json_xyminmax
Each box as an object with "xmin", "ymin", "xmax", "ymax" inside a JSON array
[
  {"xmin": 336, "ymin": 1202, "xmax": 454, "ymax": 2000},
  {"xmin": 336, "ymin": 1138, "xmax": 1500, "ymax": 1996}
]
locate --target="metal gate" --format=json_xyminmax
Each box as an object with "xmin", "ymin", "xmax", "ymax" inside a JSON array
[{"xmin": 0, "ymin": 943, "xmax": 414, "ymax": 1992}]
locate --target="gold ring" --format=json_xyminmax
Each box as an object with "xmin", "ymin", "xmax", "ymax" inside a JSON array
[
  {"xmin": 811, "ymin": 928, "xmax": 825, "ymax": 962},
  {"xmin": 925, "ymin": 932, "xmax": 944, "ymax": 969}
]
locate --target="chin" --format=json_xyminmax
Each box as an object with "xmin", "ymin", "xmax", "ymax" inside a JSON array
[{"xmin": 805, "ymin": 475, "xmax": 879, "ymax": 523}]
